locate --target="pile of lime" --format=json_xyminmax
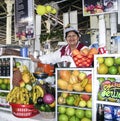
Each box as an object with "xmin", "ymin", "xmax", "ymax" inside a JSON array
[
  {"xmin": 0, "ymin": 78, "xmax": 10, "ymax": 90},
  {"xmin": 97, "ymin": 57, "xmax": 120, "ymax": 75}
]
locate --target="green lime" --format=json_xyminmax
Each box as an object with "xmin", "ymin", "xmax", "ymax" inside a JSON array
[
  {"xmin": 7, "ymin": 84, "xmax": 10, "ymax": 90},
  {"xmin": 0, "ymin": 83, "xmax": 7, "ymax": 90},
  {"xmin": 115, "ymin": 57, "xmax": 120, "ymax": 65},
  {"xmin": 104, "ymin": 57, "xmax": 114, "ymax": 67},
  {"xmin": 108, "ymin": 66, "xmax": 118, "ymax": 75}
]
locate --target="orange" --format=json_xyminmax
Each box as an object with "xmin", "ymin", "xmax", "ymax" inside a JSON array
[{"xmin": 85, "ymin": 84, "xmax": 92, "ymax": 93}]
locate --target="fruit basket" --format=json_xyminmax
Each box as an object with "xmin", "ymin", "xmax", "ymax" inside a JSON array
[
  {"xmin": 10, "ymin": 103, "xmax": 39, "ymax": 118},
  {"xmin": 72, "ymin": 48, "xmax": 98, "ymax": 67}
]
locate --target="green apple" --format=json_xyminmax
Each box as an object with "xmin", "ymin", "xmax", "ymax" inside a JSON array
[
  {"xmin": 79, "ymin": 100, "xmax": 87, "ymax": 108},
  {"xmin": 58, "ymin": 106, "xmax": 66, "ymax": 114},
  {"xmin": 81, "ymin": 117, "xmax": 91, "ymax": 121},
  {"xmin": 86, "ymin": 100, "xmax": 92, "ymax": 108},
  {"xmin": 66, "ymin": 107, "xmax": 75, "ymax": 116},
  {"xmin": 69, "ymin": 116, "xmax": 79, "ymax": 121},
  {"xmin": 58, "ymin": 114, "xmax": 68, "ymax": 121},
  {"xmin": 85, "ymin": 110, "xmax": 92, "ymax": 119},
  {"xmin": 75, "ymin": 109, "xmax": 85, "ymax": 119},
  {"xmin": 66, "ymin": 95, "xmax": 75, "ymax": 105}
]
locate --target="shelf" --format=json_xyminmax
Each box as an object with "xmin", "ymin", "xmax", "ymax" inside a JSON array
[
  {"xmin": 57, "ymin": 104, "xmax": 92, "ymax": 110},
  {"xmin": 0, "ymin": 90, "xmax": 9, "ymax": 93},
  {"xmin": 57, "ymin": 90, "xmax": 92, "ymax": 95},
  {"xmin": 96, "ymin": 100, "xmax": 120, "ymax": 106}
]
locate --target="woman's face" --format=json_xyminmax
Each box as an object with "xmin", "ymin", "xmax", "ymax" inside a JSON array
[{"xmin": 66, "ymin": 31, "xmax": 79, "ymax": 46}]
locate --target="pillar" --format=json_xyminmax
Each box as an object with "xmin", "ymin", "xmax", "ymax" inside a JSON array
[{"xmin": 5, "ymin": 0, "xmax": 14, "ymax": 44}]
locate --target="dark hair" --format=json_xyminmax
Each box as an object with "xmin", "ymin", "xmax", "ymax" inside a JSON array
[{"xmin": 65, "ymin": 30, "xmax": 79, "ymax": 38}]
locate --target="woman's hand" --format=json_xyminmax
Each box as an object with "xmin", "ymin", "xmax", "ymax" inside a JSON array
[{"xmin": 29, "ymin": 54, "xmax": 41, "ymax": 63}]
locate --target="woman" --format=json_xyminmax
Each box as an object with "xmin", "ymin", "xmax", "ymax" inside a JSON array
[{"xmin": 29, "ymin": 26, "xmax": 87, "ymax": 67}]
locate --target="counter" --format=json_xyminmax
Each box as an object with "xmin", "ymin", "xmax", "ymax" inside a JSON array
[{"xmin": 0, "ymin": 110, "xmax": 56, "ymax": 121}]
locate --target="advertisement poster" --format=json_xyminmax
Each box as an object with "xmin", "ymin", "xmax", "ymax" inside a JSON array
[
  {"xmin": 15, "ymin": 0, "xmax": 35, "ymax": 41},
  {"xmin": 82, "ymin": 0, "xmax": 118, "ymax": 16}
]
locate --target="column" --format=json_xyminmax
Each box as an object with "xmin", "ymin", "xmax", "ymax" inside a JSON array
[{"xmin": 5, "ymin": 0, "xmax": 14, "ymax": 44}]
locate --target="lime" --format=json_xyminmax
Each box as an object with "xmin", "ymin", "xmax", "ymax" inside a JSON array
[
  {"xmin": 97, "ymin": 63, "xmax": 108, "ymax": 74},
  {"xmin": 97, "ymin": 57, "xmax": 104, "ymax": 64},
  {"xmin": 7, "ymin": 84, "xmax": 10, "ymax": 90},
  {"xmin": 115, "ymin": 57, "xmax": 120, "ymax": 65},
  {"xmin": 108, "ymin": 66, "xmax": 118, "ymax": 75},
  {"xmin": 104, "ymin": 57, "xmax": 114, "ymax": 67},
  {"xmin": 0, "ymin": 83, "xmax": 7, "ymax": 90},
  {"xmin": 0, "ymin": 79, "xmax": 3, "ymax": 84},
  {"xmin": 4, "ymin": 79, "xmax": 10, "ymax": 84}
]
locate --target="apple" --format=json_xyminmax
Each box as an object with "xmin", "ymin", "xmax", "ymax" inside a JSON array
[
  {"xmin": 66, "ymin": 95, "xmax": 75, "ymax": 105},
  {"xmin": 87, "ymin": 74, "xmax": 92, "ymax": 83},
  {"xmin": 58, "ymin": 106, "xmax": 66, "ymax": 114},
  {"xmin": 81, "ymin": 117, "xmax": 91, "ymax": 121},
  {"xmin": 86, "ymin": 100, "xmax": 92, "ymax": 108},
  {"xmin": 69, "ymin": 116, "xmax": 79, "ymax": 121},
  {"xmin": 61, "ymin": 92, "xmax": 69, "ymax": 98},
  {"xmin": 19, "ymin": 80, "xmax": 25, "ymax": 87},
  {"xmin": 85, "ymin": 110, "xmax": 92, "ymax": 119},
  {"xmin": 66, "ymin": 107, "xmax": 75, "ymax": 116},
  {"xmin": 58, "ymin": 96, "xmax": 66, "ymax": 104},
  {"xmin": 75, "ymin": 109, "xmax": 85, "ymax": 119},
  {"xmin": 79, "ymin": 100, "xmax": 87, "ymax": 108},
  {"xmin": 78, "ymin": 72, "xmax": 87, "ymax": 81},
  {"xmin": 58, "ymin": 114, "xmax": 68, "ymax": 121},
  {"xmin": 81, "ymin": 94, "xmax": 90, "ymax": 101}
]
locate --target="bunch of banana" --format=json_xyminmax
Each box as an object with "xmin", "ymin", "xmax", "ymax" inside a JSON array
[
  {"xmin": 32, "ymin": 85, "xmax": 44, "ymax": 104},
  {"xmin": 6, "ymin": 87, "xmax": 30, "ymax": 104}
]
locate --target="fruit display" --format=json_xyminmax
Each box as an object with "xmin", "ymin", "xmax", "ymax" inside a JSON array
[
  {"xmin": 93, "ymin": 54, "xmax": 120, "ymax": 121},
  {"xmin": 56, "ymin": 68, "xmax": 93, "ymax": 121},
  {"xmin": 58, "ymin": 92, "xmax": 92, "ymax": 109},
  {"xmin": 72, "ymin": 48, "xmax": 98, "ymax": 67},
  {"xmin": 58, "ymin": 106, "xmax": 92, "ymax": 121},
  {"xmin": 57, "ymin": 70, "xmax": 92, "ymax": 92}
]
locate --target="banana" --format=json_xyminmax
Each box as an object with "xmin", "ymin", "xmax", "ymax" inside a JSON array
[
  {"xmin": 81, "ymin": 78, "xmax": 88, "ymax": 88},
  {"xmin": 35, "ymin": 85, "xmax": 44, "ymax": 97}
]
